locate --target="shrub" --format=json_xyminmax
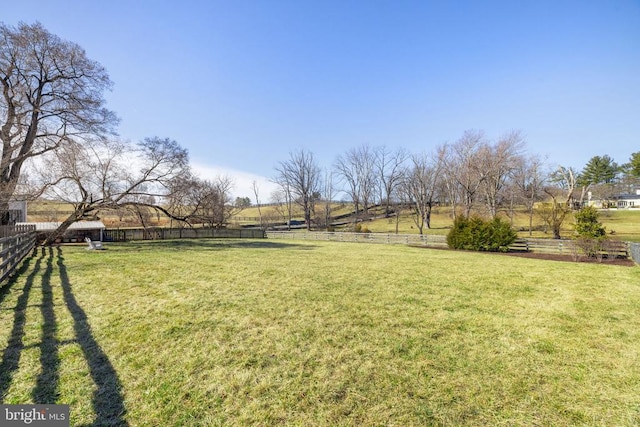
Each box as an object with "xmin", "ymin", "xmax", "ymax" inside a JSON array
[
  {"xmin": 573, "ymin": 206, "xmax": 606, "ymax": 239},
  {"xmin": 573, "ymin": 206, "xmax": 607, "ymax": 258},
  {"xmin": 447, "ymin": 216, "xmax": 517, "ymax": 252},
  {"xmin": 353, "ymin": 223, "xmax": 371, "ymax": 233}
]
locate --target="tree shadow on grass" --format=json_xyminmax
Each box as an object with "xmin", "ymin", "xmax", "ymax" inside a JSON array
[
  {"xmin": 0, "ymin": 248, "xmax": 45, "ymax": 401},
  {"xmin": 56, "ymin": 247, "xmax": 129, "ymax": 426},
  {"xmin": 33, "ymin": 248, "xmax": 59, "ymax": 404},
  {"xmin": 0, "ymin": 247, "xmax": 128, "ymax": 426}
]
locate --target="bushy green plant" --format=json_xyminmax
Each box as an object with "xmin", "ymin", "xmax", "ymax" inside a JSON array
[
  {"xmin": 447, "ymin": 216, "xmax": 481, "ymax": 250},
  {"xmin": 447, "ymin": 215, "xmax": 517, "ymax": 252},
  {"xmin": 573, "ymin": 206, "xmax": 606, "ymax": 239},
  {"xmin": 573, "ymin": 206, "xmax": 607, "ymax": 258},
  {"xmin": 486, "ymin": 217, "xmax": 519, "ymax": 251}
]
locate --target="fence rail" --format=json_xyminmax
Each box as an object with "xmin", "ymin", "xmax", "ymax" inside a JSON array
[
  {"xmin": 103, "ymin": 227, "xmax": 265, "ymax": 242},
  {"xmin": 510, "ymin": 238, "xmax": 629, "ymax": 258},
  {"xmin": 0, "ymin": 228, "xmax": 37, "ymax": 285},
  {"xmin": 267, "ymin": 231, "xmax": 448, "ymax": 247},
  {"xmin": 266, "ymin": 231, "xmax": 632, "ymax": 259},
  {"xmin": 0, "ymin": 224, "xmax": 37, "ymax": 239}
]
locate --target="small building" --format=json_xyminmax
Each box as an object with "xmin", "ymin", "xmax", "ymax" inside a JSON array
[
  {"xmin": 617, "ymin": 190, "xmax": 640, "ymax": 209},
  {"xmin": 7, "ymin": 200, "xmax": 27, "ymax": 224},
  {"xmin": 16, "ymin": 221, "xmax": 106, "ymax": 243}
]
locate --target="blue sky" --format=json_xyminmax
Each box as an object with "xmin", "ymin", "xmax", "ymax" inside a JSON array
[{"xmin": 4, "ymin": 1, "xmax": 640, "ymax": 198}]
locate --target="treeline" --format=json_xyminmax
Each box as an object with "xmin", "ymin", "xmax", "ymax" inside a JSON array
[{"xmin": 268, "ymin": 130, "xmax": 640, "ymax": 237}]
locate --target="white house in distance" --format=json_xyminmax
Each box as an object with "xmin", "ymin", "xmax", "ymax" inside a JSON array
[
  {"xmin": 586, "ymin": 189, "xmax": 640, "ymax": 209},
  {"xmin": 616, "ymin": 189, "xmax": 640, "ymax": 209}
]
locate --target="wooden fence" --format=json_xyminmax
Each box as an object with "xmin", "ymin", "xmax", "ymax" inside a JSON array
[
  {"xmin": 103, "ymin": 227, "xmax": 265, "ymax": 242},
  {"xmin": 509, "ymin": 238, "xmax": 629, "ymax": 258},
  {"xmin": 266, "ymin": 231, "xmax": 631, "ymax": 259},
  {"xmin": 0, "ymin": 224, "xmax": 37, "ymax": 239},
  {"xmin": 267, "ymin": 231, "xmax": 448, "ymax": 247},
  {"xmin": 0, "ymin": 226, "xmax": 37, "ymax": 285}
]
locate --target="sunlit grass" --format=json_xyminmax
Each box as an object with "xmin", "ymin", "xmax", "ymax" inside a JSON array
[
  {"xmin": 363, "ymin": 207, "xmax": 640, "ymax": 241},
  {"xmin": 598, "ymin": 209, "xmax": 640, "ymax": 242},
  {"xmin": 1, "ymin": 239, "xmax": 639, "ymax": 425}
]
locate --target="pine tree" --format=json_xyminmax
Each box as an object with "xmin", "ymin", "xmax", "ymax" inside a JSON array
[{"xmin": 574, "ymin": 206, "xmax": 606, "ymax": 239}]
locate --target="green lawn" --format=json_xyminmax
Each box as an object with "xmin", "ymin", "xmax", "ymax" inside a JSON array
[
  {"xmin": 598, "ymin": 209, "xmax": 640, "ymax": 242},
  {"xmin": 1, "ymin": 239, "xmax": 640, "ymax": 426},
  {"xmin": 362, "ymin": 207, "xmax": 640, "ymax": 242}
]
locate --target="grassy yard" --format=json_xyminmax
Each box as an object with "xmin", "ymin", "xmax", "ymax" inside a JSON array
[
  {"xmin": 1, "ymin": 239, "xmax": 639, "ymax": 426},
  {"xmin": 598, "ymin": 209, "xmax": 640, "ymax": 242},
  {"xmin": 362, "ymin": 207, "xmax": 640, "ymax": 242}
]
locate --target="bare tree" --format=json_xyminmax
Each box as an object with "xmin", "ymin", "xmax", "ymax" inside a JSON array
[
  {"xmin": 252, "ymin": 180, "xmax": 263, "ymax": 229},
  {"xmin": 36, "ymin": 136, "xmax": 189, "ymax": 244},
  {"xmin": 539, "ymin": 186, "xmax": 571, "ymax": 239},
  {"xmin": 512, "ymin": 154, "xmax": 547, "ymax": 235},
  {"xmin": 550, "ymin": 165, "xmax": 580, "ymax": 207},
  {"xmin": 274, "ymin": 149, "xmax": 321, "ymax": 231},
  {"xmin": 165, "ymin": 174, "xmax": 240, "ymax": 230},
  {"xmin": 270, "ymin": 186, "xmax": 293, "ymax": 229},
  {"xmin": 164, "ymin": 173, "xmax": 202, "ymax": 229},
  {"xmin": 318, "ymin": 168, "xmax": 335, "ymax": 230},
  {"xmin": 0, "ymin": 22, "xmax": 117, "ymax": 224},
  {"xmin": 439, "ymin": 130, "xmax": 528, "ymax": 219},
  {"xmin": 400, "ymin": 152, "xmax": 443, "ymax": 234},
  {"xmin": 443, "ymin": 130, "xmax": 486, "ymax": 217},
  {"xmin": 375, "ymin": 146, "xmax": 408, "ymax": 217},
  {"xmin": 187, "ymin": 176, "xmax": 238, "ymax": 228},
  {"xmin": 436, "ymin": 144, "xmax": 460, "ymax": 220},
  {"xmin": 477, "ymin": 131, "xmax": 525, "ymax": 218},
  {"xmin": 392, "ymin": 192, "xmax": 408, "ymax": 234},
  {"xmin": 127, "ymin": 198, "xmax": 156, "ymax": 228},
  {"xmin": 334, "ymin": 144, "xmax": 379, "ymax": 227},
  {"xmin": 334, "ymin": 151, "xmax": 360, "ymax": 227}
]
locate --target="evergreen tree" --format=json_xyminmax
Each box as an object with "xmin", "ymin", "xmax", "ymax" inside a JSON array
[
  {"xmin": 573, "ymin": 206, "xmax": 606, "ymax": 239},
  {"xmin": 623, "ymin": 152, "xmax": 640, "ymax": 179},
  {"xmin": 580, "ymin": 155, "xmax": 619, "ymax": 186}
]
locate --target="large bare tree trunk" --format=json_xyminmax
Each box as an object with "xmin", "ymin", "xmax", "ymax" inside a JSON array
[{"xmin": 0, "ymin": 22, "xmax": 116, "ymax": 224}]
